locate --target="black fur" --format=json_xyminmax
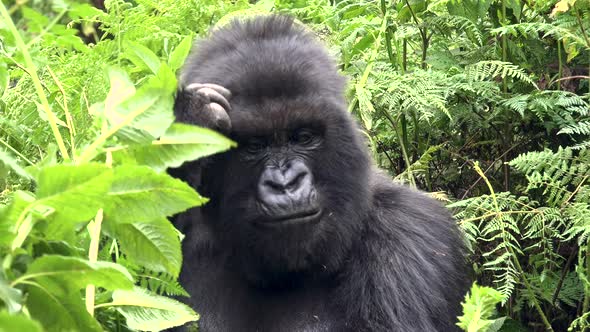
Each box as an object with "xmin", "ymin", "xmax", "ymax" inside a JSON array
[{"xmin": 170, "ymin": 16, "xmax": 469, "ymax": 332}]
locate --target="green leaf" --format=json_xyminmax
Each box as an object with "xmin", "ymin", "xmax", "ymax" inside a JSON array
[
  {"xmin": 0, "ymin": 312, "xmax": 42, "ymax": 332},
  {"xmin": 111, "ymin": 287, "xmax": 199, "ymax": 331},
  {"xmin": 35, "ymin": 164, "xmax": 113, "ymax": 238},
  {"xmin": 457, "ymin": 283, "xmax": 505, "ymax": 332},
  {"xmin": 0, "ymin": 149, "xmax": 31, "ymax": 179},
  {"xmin": 0, "ymin": 275, "xmax": 23, "ymax": 313},
  {"xmin": 398, "ymin": 0, "xmax": 427, "ymax": 23},
  {"xmin": 115, "ymin": 219, "xmax": 182, "ymax": 276},
  {"xmin": 169, "ymin": 35, "xmax": 194, "ymax": 73},
  {"xmin": 113, "ymin": 123, "xmax": 236, "ymax": 171},
  {"xmin": 26, "ymin": 286, "xmax": 102, "ymax": 332},
  {"xmin": 68, "ymin": 3, "xmax": 104, "ymax": 19},
  {"xmin": 0, "ymin": 190, "xmax": 35, "ymax": 247},
  {"xmin": 447, "ymin": 0, "xmax": 493, "ymax": 22},
  {"xmin": 0, "ymin": 61, "xmax": 8, "ymax": 96},
  {"xmin": 105, "ymin": 165, "xmax": 205, "ymax": 224},
  {"xmin": 103, "ymin": 67, "xmax": 137, "ymax": 114},
  {"xmin": 19, "ymin": 255, "xmax": 134, "ymax": 296},
  {"xmin": 125, "ymin": 41, "xmax": 161, "ymax": 75},
  {"xmin": 112, "ymin": 66, "xmax": 177, "ymax": 143}
]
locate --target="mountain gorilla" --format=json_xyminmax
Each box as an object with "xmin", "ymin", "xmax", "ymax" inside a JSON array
[{"xmin": 169, "ymin": 15, "xmax": 469, "ymax": 332}]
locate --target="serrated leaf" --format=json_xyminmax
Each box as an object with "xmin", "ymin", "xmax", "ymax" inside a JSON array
[
  {"xmin": 20, "ymin": 255, "xmax": 133, "ymax": 296},
  {"xmin": 0, "ymin": 312, "xmax": 42, "ymax": 332},
  {"xmin": 169, "ymin": 35, "xmax": 193, "ymax": 73},
  {"xmin": 35, "ymin": 164, "xmax": 113, "ymax": 238},
  {"xmin": 125, "ymin": 41, "xmax": 161, "ymax": 75},
  {"xmin": 27, "ymin": 286, "xmax": 102, "ymax": 332},
  {"xmin": 113, "ymin": 66, "xmax": 176, "ymax": 143},
  {"xmin": 114, "ymin": 123, "xmax": 236, "ymax": 171},
  {"xmin": 105, "ymin": 165, "xmax": 205, "ymax": 224},
  {"xmin": 457, "ymin": 283, "xmax": 505, "ymax": 332},
  {"xmin": 104, "ymin": 67, "xmax": 136, "ymax": 116},
  {"xmin": 0, "ymin": 149, "xmax": 31, "ymax": 179},
  {"xmin": 0, "ymin": 275, "xmax": 23, "ymax": 313},
  {"xmin": 115, "ymin": 219, "xmax": 182, "ymax": 276},
  {"xmin": 111, "ymin": 287, "xmax": 199, "ymax": 331},
  {"xmin": 0, "ymin": 190, "xmax": 35, "ymax": 246}
]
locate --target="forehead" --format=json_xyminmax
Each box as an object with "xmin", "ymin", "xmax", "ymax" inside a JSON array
[{"xmin": 228, "ymin": 96, "xmax": 340, "ymax": 138}]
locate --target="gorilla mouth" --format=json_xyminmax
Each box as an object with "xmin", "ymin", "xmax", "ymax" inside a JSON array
[{"xmin": 255, "ymin": 209, "xmax": 322, "ymax": 228}]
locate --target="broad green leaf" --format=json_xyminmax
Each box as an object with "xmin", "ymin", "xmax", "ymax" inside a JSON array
[
  {"xmin": 35, "ymin": 164, "xmax": 113, "ymax": 238},
  {"xmin": 125, "ymin": 41, "xmax": 161, "ymax": 75},
  {"xmin": 19, "ymin": 255, "xmax": 133, "ymax": 296},
  {"xmin": 397, "ymin": 0, "xmax": 427, "ymax": 23},
  {"xmin": 111, "ymin": 287, "xmax": 199, "ymax": 331},
  {"xmin": 0, "ymin": 149, "xmax": 31, "ymax": 179},
  {"xmin": 447, "ymin": 0, "xmax": 493, "ymax": 22},
  {"xmin": 68, "ymin": 3, "xmax": 104, "ymax": 19},
  {"xmin": 0, "ymin": 190, "xmax": 35, "ymax": 246},
  {"xmin": 457, "ymin": 283, "xmax": 505, "ymax": 332},
  {"xmin": 506, "ymin": 0, "xmax": 521, "ymax": 20},
  {"xmin": 0, "ymin": 275, "xmax": 23, "ymax": 313},
  {"xmin": 122, "ymin": 64, "xmax": 176, "ymax": 138},
  {"xmin": 104, "ymin": 67, "xmax": 136, "ymax": 116},
  {"xmin": 110, "ymin": 66, "xmax": 176, "ymax": 143},
  {"xmin": 169, "ymin": 35, "xmax": 194, "ymax": 73},
  {"xmin": 115, "ymin": 219, "xmax": 182, "ymax": 276},
  {"xmin": 105, "ymin": 165, "xmax": 205, "ymax": 224},
  {"xmin": 114, "ymin": 123, "xmax": 236, "ymax": 171},
  {"xmin": 27, "ymin": 286, "xmax": 102, "ymax": 332},
  {"xmin": 0, "ymin": 312, "xmax": 42, "ymax": 332},
  {"xmin": 21, "ymin": 7, "xmax": 49, "ymax": 32}
]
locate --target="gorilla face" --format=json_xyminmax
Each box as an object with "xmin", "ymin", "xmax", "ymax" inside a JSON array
[
  {"xmin": 175, "ymin": 17, "xmax": 374, "ymax": 285},
  {"xmin": 203, "ymin": 95, "xmax": 371, "ymax": 284}
]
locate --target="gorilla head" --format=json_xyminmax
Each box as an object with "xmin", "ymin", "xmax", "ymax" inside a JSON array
[{"xmin": 177, "ymin": 16, "xmax": 371, "ymax": 285}]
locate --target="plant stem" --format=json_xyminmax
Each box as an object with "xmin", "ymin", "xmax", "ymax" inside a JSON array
[
  {"xmin": 85, "ymin": 209, "xmax": 104, "ymax": 316},
  {"xmin": 0, "ymin": 3, "xmax": 70, "ymax": 160},
  {"xmin": 501, "ymin": 0, "xmax": 508, "ymax": 94},
  {"xmin": 557, "ymin": 40, "xmax": 563, "ymax": 90},
  {"xmin": 474, "ymin": 163, "xmax": 554, "ymax": 331},
  {"xmin": 583, "ymin": 241, "xmax": 590, "ymax": 318}
]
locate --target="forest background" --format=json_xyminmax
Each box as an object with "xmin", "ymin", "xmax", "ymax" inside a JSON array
[{"xmin": 0, "ymin": 0, "xmax": 589, "ymax": 331}]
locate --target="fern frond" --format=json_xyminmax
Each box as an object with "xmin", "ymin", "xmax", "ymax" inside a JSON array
[{"xmin": 465, "ymin": 61, "xmax": 537, "ymax": 88}]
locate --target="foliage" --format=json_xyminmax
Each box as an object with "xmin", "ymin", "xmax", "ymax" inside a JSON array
[
  {"xmin": 457, "ymin": 283, "xmax": 506, "ymax": 332},
  {"xmin": 0, "ymin": 0, "xmax": 239, "ymax": 330},
  {"xmin": 0, "ymin": 0, "xmax": 589, "ymax": 331}
]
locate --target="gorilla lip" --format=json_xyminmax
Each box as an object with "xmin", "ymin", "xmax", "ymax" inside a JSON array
[{"xmin": 255, "ymin": 209, "xmax": 322, "ymax": 228}]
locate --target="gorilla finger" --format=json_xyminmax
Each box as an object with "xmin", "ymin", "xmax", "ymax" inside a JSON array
[
  {"xmin": 185, "ymin": 83, "xmax": 211, "ymax": 104},
  {"xmin": 186, "ymin": 83, "xmax": 232, "ymax": 100},
  {"xmin": 208, "ymin": 102, "xmax": 229, "ymax": 115},
  {"xmin": 198, "ymin": 87, "xmax": 232, "ymax": 111},
  {"xmin": 198, "ymin": 83, "xmax": 232, "ymax": 100},
  {"xmin": 207, "ymin": 103, "xmax": 232, "ymax": 132}
]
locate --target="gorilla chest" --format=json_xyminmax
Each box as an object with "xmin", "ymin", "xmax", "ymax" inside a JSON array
[{"xmin": 185, "ymin": 265, "xmax": 346, "ymax": 332}]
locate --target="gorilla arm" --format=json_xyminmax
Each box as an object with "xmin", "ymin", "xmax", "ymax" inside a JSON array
[
  {"xmin": 340, "ymin": 172, "xmax": 468, "ymax": 332},
  {"xmin": 168, "ymin": 83, "xmax": 232, "ymax": 233}
]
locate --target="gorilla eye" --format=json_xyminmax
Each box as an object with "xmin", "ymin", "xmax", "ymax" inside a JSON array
[
  {"xmin": 292, "ymin": 129, "xmax": 315, "ymax": 146},
  {"xmin": 246, "ymin": 137, "xmax": 267, "ymax": 153}
]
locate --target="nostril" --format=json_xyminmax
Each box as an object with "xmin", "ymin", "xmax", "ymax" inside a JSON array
[
  {"xmin": 286, "ymin": 172, "xmax": 307, "ymax": 191},
  {"xmin": 264, "ymin": 180, "xmax": 285, "ymax": 193}
]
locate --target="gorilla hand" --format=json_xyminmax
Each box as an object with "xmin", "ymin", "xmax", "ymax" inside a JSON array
[{"xmin": 175, "ymin": 83, "xmax": 232, "ymax": 134}]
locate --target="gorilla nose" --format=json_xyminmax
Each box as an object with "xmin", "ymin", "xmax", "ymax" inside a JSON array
[{"xmin": 258, "ymin": 160, "xmax": 315, "ymax": 211}]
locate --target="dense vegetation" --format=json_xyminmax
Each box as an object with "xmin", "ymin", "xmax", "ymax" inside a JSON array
[{"xmin": 0, "ymin": 0, "xmax": 588, "ymax": 331}]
